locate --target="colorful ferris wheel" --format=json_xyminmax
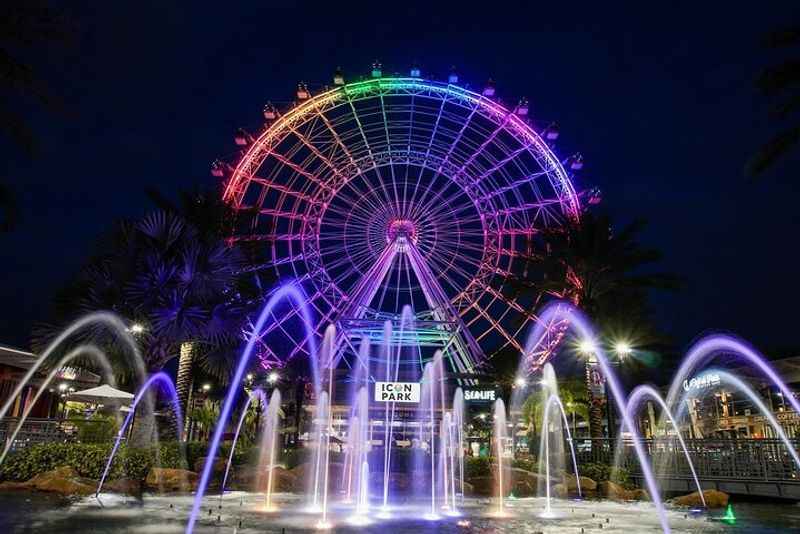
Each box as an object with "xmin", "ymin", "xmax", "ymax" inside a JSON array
[{"xmin": 215, "ymin": 64, "xmax": 584, "ymax": 375}]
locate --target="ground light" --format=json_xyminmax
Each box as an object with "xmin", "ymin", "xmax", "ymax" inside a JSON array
[{"xmin": 721, "ymin": 503, "xmax": 736, "ymax": 524}]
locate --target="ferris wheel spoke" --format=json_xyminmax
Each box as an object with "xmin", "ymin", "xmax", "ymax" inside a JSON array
[{"xmin": 458, "ymin": 295, "xmax": 524, "ymax": 351}]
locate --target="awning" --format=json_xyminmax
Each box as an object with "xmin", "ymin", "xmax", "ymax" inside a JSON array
[{"xmin": 67, "ymin": 384, "xmax": 134, "ymax": 405}]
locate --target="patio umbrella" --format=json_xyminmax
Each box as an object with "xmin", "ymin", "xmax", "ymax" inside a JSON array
[{"xmin": 67, "ymin": 384, "xmax": 134, "ymax": 405}]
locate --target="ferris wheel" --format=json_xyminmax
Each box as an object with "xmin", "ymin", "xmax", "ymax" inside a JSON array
[{"xmin": 215, "ymin": 65, "xmax": 583, "ymax": 375}]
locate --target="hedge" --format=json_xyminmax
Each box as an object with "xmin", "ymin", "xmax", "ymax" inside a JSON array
[{"xmin": 0, "ymin": 440, "xmax": 257, "ymax": 483}]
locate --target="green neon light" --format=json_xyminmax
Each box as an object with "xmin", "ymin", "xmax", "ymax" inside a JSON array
[{"xmin": 721, "ymin": 503, "xmax": 736, "ymax": 524}]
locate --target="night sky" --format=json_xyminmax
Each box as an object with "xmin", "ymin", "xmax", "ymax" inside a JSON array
[{"xmin": 2, "ymin": 2, "xmax": 799, "ymax": 359}]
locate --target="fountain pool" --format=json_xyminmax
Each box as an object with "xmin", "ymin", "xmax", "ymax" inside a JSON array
[{"xmin": 6, "ymin": 490, "xmax": 798, "ymax": 533}]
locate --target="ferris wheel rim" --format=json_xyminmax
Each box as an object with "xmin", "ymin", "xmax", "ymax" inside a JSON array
[{"xmin": 222, "ymin": 75, "xmax": 582, "ymax": 367}]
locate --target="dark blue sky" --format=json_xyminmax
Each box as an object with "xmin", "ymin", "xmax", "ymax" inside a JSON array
[{"xmin": 2, "ymin": 1, "xmax": 798, "ymax": 356}]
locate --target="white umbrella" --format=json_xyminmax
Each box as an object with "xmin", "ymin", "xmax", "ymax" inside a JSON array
[{"xmin": 67, "ymin": 384, "xmax": 134, "ymax": 405}]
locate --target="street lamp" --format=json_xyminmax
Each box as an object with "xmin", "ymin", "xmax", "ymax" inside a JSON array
[
  {"xmin": 577, "ymin": 338, "xmax": 597, "ymax": 356},
  {"xmin": 129, "ymin": 323, "xmax": 145, "ymax": 334},
  {"xmin": 614, "ymin": 340, "xmax": 633, "ymax": 359}
]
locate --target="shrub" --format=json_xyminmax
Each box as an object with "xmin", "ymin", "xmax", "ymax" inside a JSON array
[
  {"xmin": 579, "ymin": 462, "xmax": 631, "ymax": 487},
  {"xmin": 0, "ymin": 441, "xmax": 190, "ymax": 482},
  {"xmin": 511, "ymin": 458, "xmax": 538, "ymax": 473},
  {"xmin": 75, "ymin": 414, "xmax": 118, "ymax": 443},
  {"xmin": 464, "ymin": 456, "xmax": 491, "ymax": 478}
]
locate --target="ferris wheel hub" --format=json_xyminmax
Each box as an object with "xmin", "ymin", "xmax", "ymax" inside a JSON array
[{"xmin": 386, "ymin": 219, "xmax": 417, "ymax": 245}]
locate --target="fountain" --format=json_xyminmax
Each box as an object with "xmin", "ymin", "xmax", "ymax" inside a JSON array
[
  {"xmin": 219, "ymin": 388, "xmax": 269, "ymax": 496},
  {"xmin": 0, "ymin": 311, "xmax": 147, "ymax": 422},
  {"xmin": 259, "ymin": 389, "xmax": 282, "ymax": 511},
  {"xmin": 619, "ymin": 385, "xmax": 706, "ymax": 507},
  {"xmin": 96, "ymin": 372, "xmax": 183, "ymax": 497},
  {"xmin": 187, "ymin": 283, "xmax": 318, "ymax": 534},
  {"xmin": 523, "ymin": 302, "xmax": 672, "ymax": 533},
  {"xmin": 493, "ymin": 398, "xmax": 509, "ymax": 517}
]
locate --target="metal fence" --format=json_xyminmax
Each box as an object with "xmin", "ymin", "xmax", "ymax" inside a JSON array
[
  {"xmin": 572, "ymin": 437, "xmax": 800, "ymax": 482},
  {"xmin": 0, "ymin": 417, "xmax": 116, "ymax": 452}
]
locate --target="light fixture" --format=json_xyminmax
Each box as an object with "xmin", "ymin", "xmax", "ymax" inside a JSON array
[
  {"xmin": 58, "ymin": 383, "xmax": 68, "ymax": 392},
  {"xmin": 202, "ymin": 383, "xmax": 211, "ymax": 392},
  {"xmin": 514, "ymin": 377, "xmax": 527, "ymax": 388},
  {"xmin": 246, "ymin": 373, "xmax": 254, "ymax": 382},
  {"xmin": 577, "ymin": 338, "xmax": 597, "ymax": 355},
  {"xmin": 614, "ymin": 340, "xmax": 633, "ymax": 358},
  {"xmin": 268, "ymin": 372, "xmax": 280, "ymax": 384},
  {"xmin": 129, "ymin": 323, "xmax": 145, "ymax": 334}
]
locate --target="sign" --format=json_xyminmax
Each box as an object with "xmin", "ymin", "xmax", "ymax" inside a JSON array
[
  {"xmin": 463, "ymin": 388, "xmax": 497, "ymax": 403},
  {"xmin": 375, "ymin": 382, "xmax": 420, "ymax": 403},
  {"xmin": 682, "ymin": 372, "xmax": 721, "ymax": 392}
]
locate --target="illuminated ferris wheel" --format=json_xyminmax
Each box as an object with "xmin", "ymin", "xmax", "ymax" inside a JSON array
[{"xmin": 215, "ymin": 64, "xmax": 583, "ymax": 375}]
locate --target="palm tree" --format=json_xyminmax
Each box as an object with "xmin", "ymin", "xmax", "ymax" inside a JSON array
[
  {"xmin": 747, "ymin": 26, "xmax": 800, "ymax": 176},
  {"xmin": 34, "ymin": 208, "xmax": 254, "ymax": 384},
  {"xmin": 513, "ymin": 212, "xmax": 679, "ymax": 439}
]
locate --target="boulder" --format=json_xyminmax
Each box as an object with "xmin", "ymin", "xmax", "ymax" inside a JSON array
[
  {"xmin": 144, "ymin": 468, "xmax": 198, "ymax": 492},
  {"xmin": 598, "ymin": 480, "xmax": 631, "ymax": 501},
  {"xmin": 629, "ymin": 488, "xmax": 650, "ymax": 501},
  {"xmin": 103, "ymin": 478, "xmax": 142, "ymax": 496},
  {"xmin": 25, "ymin": 466, "xmax": 95, "ymax": 496},
  {"xmin": 562, "ymin": 473, "xmax": 597, "ymax": 492},
  {"xmin": 670, "ymin": 489, "xmax": 728, "ymax": 509},
  {"xmin": 552, "ymin": 482, "xmax": 568, "ymax": 498},
  {"xmin": 193, "ymin": 456, "xmax": 227, "ymax": 475}
]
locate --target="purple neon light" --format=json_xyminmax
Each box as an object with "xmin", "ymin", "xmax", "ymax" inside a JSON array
[
  {"xmin": 222, "ymin": 77, "xmax": 581, "ymax": 369},
  {"xmin": 665, "ymin": 334, "xmax": 800, "ymax": 420},
  {"xmin": 624, "ymin": 385, "xmax": 705, "ymax": 506},
  {"xmin": 219, "ymin": 388, "xmax": 269, "ymax": 495},
  {"xmin": 525, "ymin": 302, "xmax": 671, "ymax": 533},
  {"xmin": 96, "ymin": 372, "xmax": 182, "ymax": 498},
  {"xmin": 186, "ymin": 282, "xmax": 317, "ymax": 534}
]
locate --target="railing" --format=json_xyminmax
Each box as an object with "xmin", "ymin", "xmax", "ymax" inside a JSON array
[
  {"xmin": 572, "ymin": 437, "xmax": 800, "ymax": 482},
  {"xmin": 0, "ymin": 418, "xmax": 115, "ymax": 452},
  {"xmin": 0, "ymin": 418, "xmax": 68, "ymax": 451}
]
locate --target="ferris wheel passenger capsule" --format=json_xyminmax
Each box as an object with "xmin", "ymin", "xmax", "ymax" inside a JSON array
[
  {"xmin": 410, "ymin": 64, "xmax": 421, "ymax": 78},
  {"xmin": 482, "ymin": 79, "xmax": 496, "ymax": 97},
  {"xmin": 545, "ymin": 122, "xmax": 560, "ymax": 140},
  {"xmin": 263, "ymin": 102, "xmax": 278, "ymax": 120},
  {"xmin": 297, "ymin": 83, "xmax": 310, "ymax": 100},
  {"xmin": 333, "ymin": 67, "xmax": 345, "ymax": 86},
  {"xmin": 569, "ymin": 154, "xmax": 584, "ymax": 170},
  {"xmin": 516, "ymin": 97, "xmax": 529, "ymax": 116},
  {"xmin": 371, "ymin": 61, "xmax": 382, "ymax": 78},
  {"xmin": 448, "ymin": 67, "xmax": 459, "ymax": 84},
  {"xmin": 210, "ymin": 160, "xmax": 225, "ymax": 177},
  {"xmin": 234, "ymin": 128, "xmax": 250, "ymax": 146},
  {"xmin": 587, "ymin": 187, "xmax": 602, "ymax": 205}
]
